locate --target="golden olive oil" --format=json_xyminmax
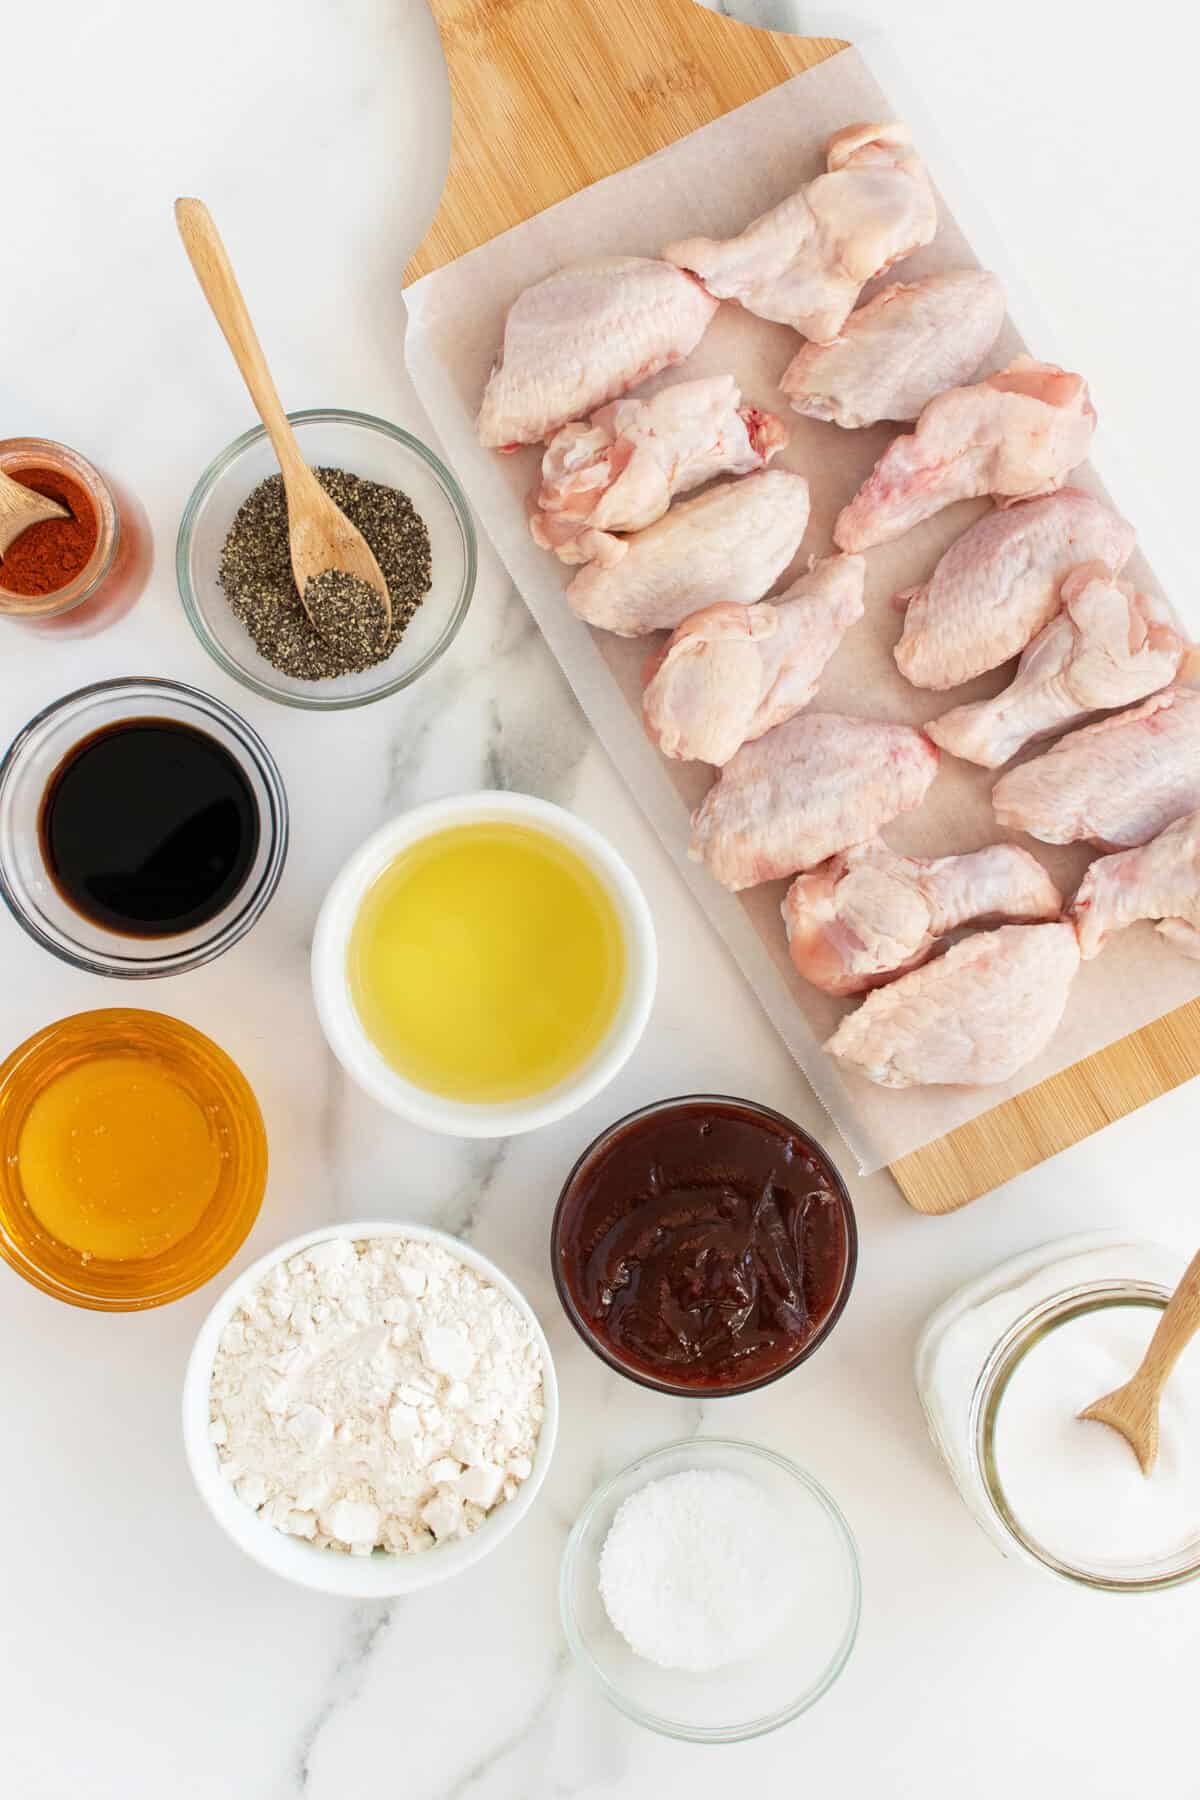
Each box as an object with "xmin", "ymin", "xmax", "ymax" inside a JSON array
[{"xmin": 347, "ymin": 823, "xmax": 627, "ymax": 1102}]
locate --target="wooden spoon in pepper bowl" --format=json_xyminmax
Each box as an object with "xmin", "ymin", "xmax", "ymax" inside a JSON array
[{"xmin": 174, "ymin": 198, "xmax": 391, "ymax": 641}]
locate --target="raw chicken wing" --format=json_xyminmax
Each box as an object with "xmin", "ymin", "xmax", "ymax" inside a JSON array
[
  {"xmin": 529, "ymin": 376, "xmax": 788, "ymax": 566},
  {"xmin": 783, "ymin": 839, "xmax": 1062, "ymax": 995},
  {"xmin": 780, "ymin": 270, "xmax": 1006, "ymax": 429},
  {"xmin": 642, "ymin": 554, "xmax": 865, "ymax": 764},
  {"xmin": 927, "ymin": 563, "xmax": 1186, "ymax": 767},
  {"xmin": 663, "ymin": 122, "xmax": 936, "ymax": 342},
  {"xmin": 894, "ymin": 489, "xmax": 1135, "ymax": 691},
  {"xmin": 992, "ymin": 688, "xmax": 1200, "ymax": 850},
  {"xmin": 1071, "ymin": 809, "xmax": 1200, "ymax": 960},
  {"xmin": 825, "ymin": 922, "xmax": 1080, "ymax": 1088},
  {"xmin": 688, "ymin": 713, "xmax": 938, "ymax": 891},
  {"xmin": 834, "ymin": 358, "xmax": 1096, "ymax": 552},
  {"xmin": 567, "ymin": 469, "xmax": 810, "ymax": 637},
  {"xmin": 477, "ymin": 257, "xmax": 719, "ymax": 449}
]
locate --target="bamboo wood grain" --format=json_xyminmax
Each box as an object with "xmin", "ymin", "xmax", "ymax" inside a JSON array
[
  {"xmin": 404, "ymin": 0, "xmax": 1200, "ymax": 1212},
  {"xmin": 890, "ymin": 996, "xmax": 1200, "ymax": 1212},
  {"xmin": 403, "ymin": 0, "xmax": 846, "ymax": 282}
]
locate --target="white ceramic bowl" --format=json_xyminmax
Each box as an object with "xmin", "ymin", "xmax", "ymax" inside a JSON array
[
  {"xmin": 182, "ymin": 1220, "xmax": 559, "ymax": 1597},
  {"xmin": 311, "ymin": 792, "xmax": 657, "ymax": 1137}
]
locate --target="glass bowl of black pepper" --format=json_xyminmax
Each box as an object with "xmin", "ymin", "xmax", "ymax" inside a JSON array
[{"xmin": 177, "ymin": 410, "xmax": 477, "ymax": 710}]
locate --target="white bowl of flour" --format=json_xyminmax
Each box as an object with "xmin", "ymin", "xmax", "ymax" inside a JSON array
[{"xmin": 183, "ymin": 1221, "xmax": 558, "ymax": 1595}]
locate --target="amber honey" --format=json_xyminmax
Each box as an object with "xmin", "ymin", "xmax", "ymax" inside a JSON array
[{"xmin": 0, "ymin": 1010, "xmax": 267, "ymax": 1310}]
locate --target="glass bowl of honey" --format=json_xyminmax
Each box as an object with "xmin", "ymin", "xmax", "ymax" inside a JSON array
[
  {"xmin": 0, "ymin": 1009, "xmax": 268, "ymax": 1310},
  {"xmin": 0, "ymin": 676, "xmax": 288, "ymax": 977}
]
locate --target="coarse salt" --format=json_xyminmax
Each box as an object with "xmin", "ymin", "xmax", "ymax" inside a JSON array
[{"xmin": 598, "ymin": 1468, "xmax": 799, "ymax": 1672}]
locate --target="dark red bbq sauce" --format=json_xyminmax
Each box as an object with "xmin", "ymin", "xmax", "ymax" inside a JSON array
[{"xmin": 554, "ymin": 1098, "xmax": 855, "ymax": 1392}]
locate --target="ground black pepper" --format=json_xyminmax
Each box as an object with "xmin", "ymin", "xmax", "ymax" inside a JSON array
[
  {"xmin": 302, "ymin": 568, "xmax": 387, "ymax": 666},
  {"xmin": 218, "ymin": 469, "xmax": 431, "ymax": 681}
]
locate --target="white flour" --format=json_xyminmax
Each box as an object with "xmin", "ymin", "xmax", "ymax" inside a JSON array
[
  {"xmin": 598, "ymin": 1468, "xmax": 797, "ymax": 1671},
  {"xmin": 209, "ymin": 1236, "xmax": 544, "ymax": 1555}
]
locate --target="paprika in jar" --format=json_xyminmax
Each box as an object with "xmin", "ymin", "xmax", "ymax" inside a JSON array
[{"xmin": 0, "ymin": 439, "xmax": 122, "ymax": 620}]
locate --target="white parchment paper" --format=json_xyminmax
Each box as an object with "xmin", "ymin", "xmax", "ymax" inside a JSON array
[{"xmin": 404, "ymin": 45, "xmax": 1200, "ymax": 1173}]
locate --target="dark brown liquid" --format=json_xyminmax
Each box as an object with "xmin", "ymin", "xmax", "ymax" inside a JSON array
[
  {"xmin": 39, "ymin": 718, "xmax": 259, "ymax": 938},
  {"xmin": 555, "ymin": 1098, "xmax": 854, "ymax": 1391}
]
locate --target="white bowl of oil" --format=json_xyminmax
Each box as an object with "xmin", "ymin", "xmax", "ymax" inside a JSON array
[{"xmin": 311, "ymin": 792, "xmax": 657, "ymax": 1137}]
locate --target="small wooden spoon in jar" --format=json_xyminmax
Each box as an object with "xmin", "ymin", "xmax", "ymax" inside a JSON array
[
  {"xmin": 174, "ymin": 198, "xmax": 391, "ymax": 637},
  {"xmin": 1078, "ymin": 1245, "xmax": 1200, "ymax": 1475},
  {"xmin": 0, "ymin": 469, "xmax": 68, "ymax": 559}
]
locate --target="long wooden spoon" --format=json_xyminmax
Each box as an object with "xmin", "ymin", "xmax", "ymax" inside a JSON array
[
  {"xmin": 1078, "ymin": 1246, "xmax": 1200, "ymax": 1474},
  {"xmin": 0, "ymin": 469, "xmax": 68, "ymax": 560},
  {"xmin": 174, "ymin": 198, "xmax": 390, "ymax": 635}
]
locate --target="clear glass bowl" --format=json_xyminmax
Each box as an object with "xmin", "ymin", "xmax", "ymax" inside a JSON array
[
  {"xmin": 561, "ymin": 1438, "xmax": 861, "ymax": 1742},
  {"xmin": 0, "ymin": 1008, "xmax": 267, "ymax": 1311},
  {"xmin": 177, "ymin": 409, "xmax": 477, "ymax": 709},
  {"xmin": 551, "ymin": 1095, "xmax": 858, "ymax": 1397},
  {"xmin": 0, "ymin": 677, "xmax": 288, "ymax": 977}
]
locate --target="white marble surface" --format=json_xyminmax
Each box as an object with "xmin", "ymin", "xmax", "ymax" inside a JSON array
[{"xmin": 4, "ymin": 2, "xmax": 1199, "ymax": 1795}]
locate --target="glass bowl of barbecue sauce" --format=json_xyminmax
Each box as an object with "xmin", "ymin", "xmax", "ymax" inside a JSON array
[
  {"xmin": 552, "ymin": 1096, "xmax": 857, "ymax": 1397},
  {"xmin": 0, "ymin": 678, "xmax": 287, "ymax": 976}
]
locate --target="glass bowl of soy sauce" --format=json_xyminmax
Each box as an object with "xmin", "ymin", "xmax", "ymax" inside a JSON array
[{"xmin": 0, "ymin": 677, "xmax": 288, "ymax": 977}]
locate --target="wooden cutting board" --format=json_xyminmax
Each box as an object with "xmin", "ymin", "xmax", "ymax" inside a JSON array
[{"xmin": 402, "ymin": 0, "xmax": 1200, "ymax": 1213}]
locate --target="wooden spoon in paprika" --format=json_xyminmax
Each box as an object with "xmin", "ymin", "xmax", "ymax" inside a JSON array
[
  {"xmin": 174, "ymin": 198, "xmax": 391, "ymax": 638},
  {"xmin": 0, "ymin": 470, "xmax": 68, "ymax": 560}
]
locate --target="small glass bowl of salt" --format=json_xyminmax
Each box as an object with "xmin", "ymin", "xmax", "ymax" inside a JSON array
[{"xmin": 560, "ymin": 1438, "xmax": 860, "ymax": 1742}]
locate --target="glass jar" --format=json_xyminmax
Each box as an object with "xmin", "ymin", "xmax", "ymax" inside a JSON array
[
  {"xmin": 915, "ymin": 1233, "xmax": 1200, "ymax": 1592},
  {"xmin": 0, "ymin": 437, "xmax": 147, "ymax": 626}
]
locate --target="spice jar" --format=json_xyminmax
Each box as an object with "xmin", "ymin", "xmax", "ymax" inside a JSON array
[
  {"xmin": 915, "ymin": 1233, "xmax": 1200, "ymax": 1592},
  {"xmin": 0, "ymin": 438, "xmax": 141, "ymax": 623}
]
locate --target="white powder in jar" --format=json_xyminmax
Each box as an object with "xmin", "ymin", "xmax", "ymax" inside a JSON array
[
  {"xmin": 598, "ymin": 1468, "xmax": 798, "ymax": 1672},
  {"xmin": 992, "ymin": 1303, "xmax": 1200, "ymax": 1571},
  {"xmin": 208, "ymin": 1235, "xmax": 544, "ymax": 1556}
]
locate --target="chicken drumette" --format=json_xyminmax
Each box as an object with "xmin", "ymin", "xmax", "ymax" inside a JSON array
[
  {"xmin": 783, "ymin": 839, "xmax": 1062, "ymax": 995},
  {"xmin": 567, "ymin": 468, "xmax": 810, "ymax": 636},
  {"xmin": 927, "ymin": 563, "xmax": 1187, "ymax": 768},
  {"xmin": 664, "ymin": 122, "xmax": 936, "ymax": 342},
  {"xmin": 477, "ymin": 257, "xmax": 719, "ymax": 449},
  {"xmin": 529, "ymin": 376, "xmax": 788, "ymax": 567},
  {"xmin": 894, "ymin": 489, "xmax": 1135, "ymax": 691},
  {"xmin": 1071, "ymin": 808, "xmax": 1200, "ymax": 961},
  {"xmin": 641, "ymin": 554, "xmax": 865, "ymax": 765},
  {"xmin": 781, "ymin": 269, "xmax": 1005, "ymax": 430},
  {"xmin": 825, "ymin": 922, "xmax": 1080, "ymax": 1088},
  {"xmin": 689, "ymin": 713, "xmax": 939, "ymax": 891},
  {"xmin": 834, "ymin": 358, "xmax": 1096, "ymax": 553},
  {"xmin": 993, "ymin": 688, "xmax": 1200, "ymax": 850}
]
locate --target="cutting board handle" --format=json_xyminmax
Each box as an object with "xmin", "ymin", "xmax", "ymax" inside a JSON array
[{"xmin": 403, "ymin": 0, "xmax": 846, "ymax": 283}]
